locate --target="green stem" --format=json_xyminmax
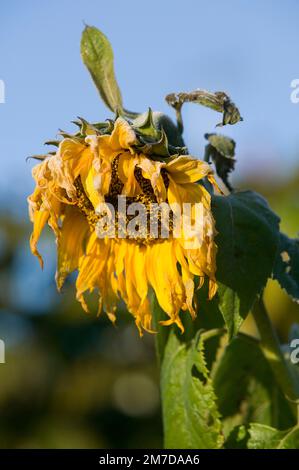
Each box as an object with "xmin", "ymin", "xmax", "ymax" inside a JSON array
[{"xmin": 252, "ymin": 297, "xmax": 299, "ymax": 408}]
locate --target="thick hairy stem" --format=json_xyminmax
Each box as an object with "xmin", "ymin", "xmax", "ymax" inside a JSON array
[{"xmin": 252, "ymin": 296, "xmax": 299, "ymax": 416}]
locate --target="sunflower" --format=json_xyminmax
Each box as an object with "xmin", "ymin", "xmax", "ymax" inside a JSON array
[{"xmin": 28, "ymin": 115, "xmax": 219, "ymax": 335}]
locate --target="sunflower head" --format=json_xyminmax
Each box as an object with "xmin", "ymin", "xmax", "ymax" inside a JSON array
[{"xmin": 28, "ymin": 110, "xmax": 219, "ymax": 335}]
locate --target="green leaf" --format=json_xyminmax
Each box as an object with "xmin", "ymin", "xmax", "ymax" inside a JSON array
[
  {"xmin": 204, "ymin": 133, "xmax": 236, "ymax": 191},
  {"xmin": 216, "ymin": 286, "xmax": 243, "ymax": 340},
  {"xmin": 161, "ymin": 330, "xmax": 223, "ymax": 449},
  {"xmin": 81, "ymin": 26, "xmax": 123, "ymax": 113},
  {"xmin": 273, "ymin": 233, "xmax": 299, "ymax": 302},
  {"xmin": 205, "ymin": 133, "xmax": 236, "ymax": 158},
  {"xmin": 248, "ymin": 423, "xmax": 299, "ymax": 449},
  {"xmin": 212, "ymin": 333, "xmax": 294, "ymax": 437},
  {"xmin": 212, "ymin": 191, "xmax": 280, "ymax": 338}
]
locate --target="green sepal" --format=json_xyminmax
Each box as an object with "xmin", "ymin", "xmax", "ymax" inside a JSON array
[
  {"xmin": 57, "ymin": 129, "xmax": 82, "ymax": 141},
  {"xmin": 44, "ymin": 140, "xmax": 61, "ymax": 148},
  {"xmin": 38, "ymin": 110, "xmax": 187, "ymax": 164},
  {"xmin": 133, "ymin": 110, "xmax": 186, "ymax": 158},
  {"xmin": 137, "ymin": 128, "xmax": 170, "ymax": 158},
  {"xmin": 26, "ymin": 154, "xmax": 49, "ymax": 162},
  {"xmin": 74, "ymin": 116, "xmax": 113, "ymax": 136},
  {"xmin": 133, "ymin": 108, "xmax": 160, "ymax": 139}
]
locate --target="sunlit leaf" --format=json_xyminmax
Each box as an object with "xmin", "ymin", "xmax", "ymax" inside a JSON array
[
  {"xmin": 161, "ymin": 330, "xmax": 223, "ymax": 449},
  {"xmin": 248, "ymin": 423, "xmax": 299, "ymax": 449},
  {"xmin": 81, "ymin": 26, "xmax": 123, "ymax": 113}
]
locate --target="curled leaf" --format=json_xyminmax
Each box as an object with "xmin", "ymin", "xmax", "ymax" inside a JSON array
[
  {"xmin": 205, "ymin": 133, "xmax": 236, "ymax": 191},
  {"xmin": 165, "ymin": 89, "xmax": 243, "ymax": 128}
]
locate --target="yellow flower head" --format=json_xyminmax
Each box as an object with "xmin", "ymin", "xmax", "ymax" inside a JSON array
[{"xmin": 28, "ymin": 115, "xmax": 219, "ymax": 335}]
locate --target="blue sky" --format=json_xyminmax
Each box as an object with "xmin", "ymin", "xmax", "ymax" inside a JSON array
[{"xmin": 1, "ymin": 0, "xmax": 299, "ymax": 214}]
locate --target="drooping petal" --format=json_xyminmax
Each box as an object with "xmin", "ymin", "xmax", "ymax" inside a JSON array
[
  {"xmin": 80, "ymin": 164, "xmax": 104, "ymax": 209},
  {"xmin": 28, "ymin": 184, "xmax": 61, "ymax": 267},
  {"xmin": 145, "ymin": 241, "xmax": 185, "ymax": 332},
  {"xmin": 75, "ymin": 232, "xmax": 109, "ymax": 312},
  {"xmin": 112, "ymin": 241, "xmax": 153, "ymax": 335},
  {"xmin": 166, "ymin": 155, "xmax": 212, "ymax": 183},
  {"xmin": 174, "ymin": 241, "xmax": 196, "ymax": 318},
  {"xmin": 56, "ymin": 206, "xmax": 90, "ymax": 290},
  {"xmin": 29, "ymin": 209, "xmax": 49, "ymax": 268},
  {"xmin": 138, "ymin": 157, "xmax": 167, "ymax": 202},
  {"xmin": 98, "ymin": 118, "xmax": 137, "ymax": 161},
  {"xmin": 48, "ymin": 139, "xmax": 92, "ymax": 200},
  {"xmin": 118, "ymin": 153, "xmax": 140, "ymax": 196},
  {"xmin": 167, "ymin": 177, "xmax": 206, "ymax": 206}
]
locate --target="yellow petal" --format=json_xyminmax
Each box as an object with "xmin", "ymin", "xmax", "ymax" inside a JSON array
[
  {"xmin": 174, "ymin": 241, "xmax": 196, "ymax": 318},
  {"xmin": 29, "ymin": 209, "xmax": 49, "ymax": 268},
  {"xmin": 98, "ymin": 117, "xmax": 137, "ymax": 160},
  {"xmin": 208, "ymin": 278, "xmax": 218, "ymax": 300},
  {"xmin": 145, "ymin": 241, "xmax": 185, "ymax": 332},
  {"xmin": 167, "ymin": 177, "xmax": 205, "ymax": 206},
  {"xmin": 56, "ymin": 206, "xmax": 90, "ymax": 290},
  {"xmin": 114, "ymin": 241, "xmax": 154, "ymax": 334},
  {"xmin": 166, "ymin": 155, "xmax": 212, "ymax": 183},
  {"xmin": 48, "ymin": 139, "xmax": 92, "ymax": 199},
  {"xmin": 110, "ymin": 118, "xmax": 137, "ymax": 150},
  {"xmin": 28, "ymin": 185, "xmax": 61, "ymax": 268},
  {"xmin": 80, "ymin": 165, "xmax": 104, "ymax": 209},
  {"xmin": 127, "ymin": 243, "xmax": 149, "ymax": 306},
  {"xmin": 76, "ymin": 232, "xmax": 109, "ymax": 312},
  {"xmin": 134, "ymin": 298, "xmax": 154, "ymax": 336},
  {"xmin": 207, "ymin": 174, "xmax": 224, "ymax": 194},
  {"xmin": 138, "ymin": 157, "xmax": 166, "ymax": 202},
  {"xmin": 118, "ymin": 153, "xmax": 140, "ymax": 196}
]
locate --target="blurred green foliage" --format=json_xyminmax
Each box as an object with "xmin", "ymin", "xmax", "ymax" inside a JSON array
[{"xmin": 0, "ymin": 218, "xmax": 162, "ymax": 448}]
